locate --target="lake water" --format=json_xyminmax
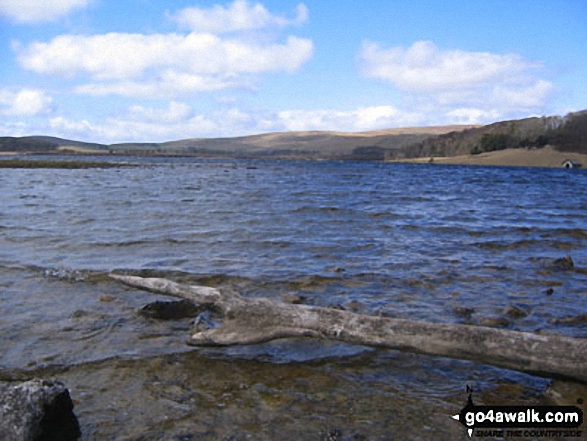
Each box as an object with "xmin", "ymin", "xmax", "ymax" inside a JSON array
[{"xmin": 1, "ymin": 157, "xmax": 586, "ymax": 439}]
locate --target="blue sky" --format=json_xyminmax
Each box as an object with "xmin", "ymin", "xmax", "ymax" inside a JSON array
[{"xmin": 0, "ymin": 0, "xmax": 585, "ymax": 143}]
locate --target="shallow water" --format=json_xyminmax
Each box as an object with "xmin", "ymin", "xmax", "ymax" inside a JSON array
[{"xmin": 1, "ymin": 157, "xmax": 586, "ymax": 439}]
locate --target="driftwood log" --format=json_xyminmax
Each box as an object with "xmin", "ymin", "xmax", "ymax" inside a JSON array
[{"xmin": 110, "ymin": 275, "xmax": 587, "ymax": 383}]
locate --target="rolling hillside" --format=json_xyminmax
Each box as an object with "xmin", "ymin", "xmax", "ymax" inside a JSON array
[
  {"xmin": 1, "ymin": 125, "xmax": 475, "ymax": 160},
  {"xmin": 1, "ymin": 110, "xmax": 585, "ymax": 161}
]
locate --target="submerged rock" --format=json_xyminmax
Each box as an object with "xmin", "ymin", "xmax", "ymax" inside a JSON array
[
  {"xmin": 453, "ymin": 306, "xmax": 475, "ymax": 316},
  {"xmin": 548, "ymin": 255, "xmax": 575, "ymax": 271},
  {"xmin": 504, "ymin": 304, "xmax": 530, "ymax": 319},
  {"xmin": 344, "ymin": 300, "xmax": 363, "ymax": 312},
  {"xmin": 550, "ymin": 313, "xmax": 587, "ymax": 325},
  {"xmin": 476, "ymin": 316, "xmax": 511, "ymax": 328},
  {"xmin": 0, "ymin": 379, "xmax": 81, "ymax": 441}
]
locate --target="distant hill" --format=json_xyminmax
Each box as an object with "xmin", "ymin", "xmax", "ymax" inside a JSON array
[
  {"xmin": 28, "ymin": 136, "xmax": 108, "ymax": 152},
  {"xmin": 150, "ymin": 125, "xmax": 476, "ymax": 159},
  {"xmin": 0, "ymin": 136, "xmax": 108, "ymax": 154},
  {"xmin": 1, "ymin": 125, "xmax": 476, "ymax": 160},
  {"xmin": 1, "ymin": 110, "xmax": 585, "ymax": 160},
  {"xmin": 0, "ymin": 136, "xmax": 57, "ymax": 152}
]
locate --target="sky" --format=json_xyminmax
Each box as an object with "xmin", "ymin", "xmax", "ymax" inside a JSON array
[{"xmin": 0, "ymin": 0, "xmax": 586, "ymax": 143}]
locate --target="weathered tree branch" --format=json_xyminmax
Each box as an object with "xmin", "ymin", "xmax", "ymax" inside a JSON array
[{"xmin": 110, "ymin": 274, "xmax": 587, "ymax": 383}]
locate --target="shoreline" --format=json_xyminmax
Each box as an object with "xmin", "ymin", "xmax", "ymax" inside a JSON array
[
  {"xmin": 388, "ymin": 146, "xmax": 587, "ymax": 168},
  {"xmin": 2, "ymin": 145, "xmax": 587, "ymax": 169}
]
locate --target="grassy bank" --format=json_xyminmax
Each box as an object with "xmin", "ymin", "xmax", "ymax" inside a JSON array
[
  {"xmin": 389, "ymin": 146, "xmax": 587, "ymax": 168},
  {"xmin": 0, "ymin": 159, "xmax": 134, "ymax": 169}
]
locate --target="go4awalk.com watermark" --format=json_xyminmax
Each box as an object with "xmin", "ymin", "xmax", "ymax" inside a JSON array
[{"xmin": 452, "ymin": 387, "xmax": 584, "ymax": 438}]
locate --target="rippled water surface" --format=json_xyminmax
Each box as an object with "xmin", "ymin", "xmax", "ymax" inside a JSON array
[{"xmin": 1, "ymin": 157, "xmax": 586, "ymax": 439}]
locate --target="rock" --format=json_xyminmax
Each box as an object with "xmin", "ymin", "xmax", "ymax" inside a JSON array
[
  {"xmin": 453, "ymin": 307, "xmax": 475, "ymax": 316},
  {"xmin": 344, "ymin": 300, "xmax": 363, "ymax": 312},
  {"xmin": 503, "ymin": 304, "xmax": 530, "ymax": 319},
  {"xmin": 476, "ymin": 316, "xmax": 511, "ymax": 328},
  {"xmin": 281, "ymin": 293, "xmax": 306, "ymax": 304},
  {"xmin": 139, "ymin": 299, "xmax": 203, "ymax": 320},
  {"xmin": 549, "ymin": 255, "xmax": 575, "ymax": 271},
  {"xmin": 0, "ymin": 379, "xmax": 81, "ymax": 441},
  {"xmin": 544, "ymin": 380, "xmax": 587, "ymax": 406},
  {"xmin": 321, "ymin": 428, "xmax": 342, "ymax": 441},
  {"xmin": 550, "ymin": 313, "xmax": 587, "ymax": 325}
]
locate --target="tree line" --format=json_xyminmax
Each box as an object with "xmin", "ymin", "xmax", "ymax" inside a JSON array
[{"xmin": 471, "ymin": 111, "xmax": 587, "ymax": 155}]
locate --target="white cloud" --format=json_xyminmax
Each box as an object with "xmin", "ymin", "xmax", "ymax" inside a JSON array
[
  {"xmin": 16, "ymin": 32, "xmax": 313, "ymax": 97},
  {"xmin": 170, "ymin": 0, "xmax": 308, "ymax": 34},
  {"xmin": 46, "ymin": 104, "xmax": 427, "ymax": 143},
  {"xmin": 492, "ymin": 79, "xmax": 554, "ymax": 110},
  {"xmin": 49, "ymin": 104, "xmax": 224, "ymax": 142},
  {"xmin": 75, "ymin": 73, "xmax": 245, "ymax": 98},
  {"xmin": 358, "ymin": 40, "xmax": 554, "ymax": 125},
  {"xmin": 359, "ymin": 40, "xmax": 537, "ymax": 92},
  {"xmin": 18, "ymin": 33, "xmax": 313, "ymax": 79},
  {"xmin": 49, "ymin": 116, "xmax": 94, "ymax": 133},
  {"xmin": 0, "ymin": 88, "xmax": 53, "ymax": 116},
  {"xmin": 0, "ymin": 0, "xmax": 89, "ymax": 23},
  {"xmin": 129, "ymin": 101, "xmax": 192, "ymax": 123},
  {"xmin": 276, "ymin": 106, "xmax": 423, "ymax": 132},
  {"xmin": 445, "ymin": 108, "xmax": 502, "ymax": 125}
]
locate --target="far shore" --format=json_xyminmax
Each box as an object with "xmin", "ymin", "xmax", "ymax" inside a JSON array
[{"xmin": 388, "ymin": 146, "xmax": 587, "ymax": 168}]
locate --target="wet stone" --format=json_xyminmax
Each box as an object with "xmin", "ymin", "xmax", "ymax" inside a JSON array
[{"xmin": 0, "ymin": 379, "xmax": 81, "ymax": 441}]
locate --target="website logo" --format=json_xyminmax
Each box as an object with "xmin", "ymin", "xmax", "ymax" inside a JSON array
[{"xmin": 452, "ymin": 386, "xmax": 584, "ymax": 438}]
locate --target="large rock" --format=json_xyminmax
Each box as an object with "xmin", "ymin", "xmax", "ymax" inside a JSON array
[{"xmin": 0, "ymin": 379, "xmax": 81, "ymax": 441}]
